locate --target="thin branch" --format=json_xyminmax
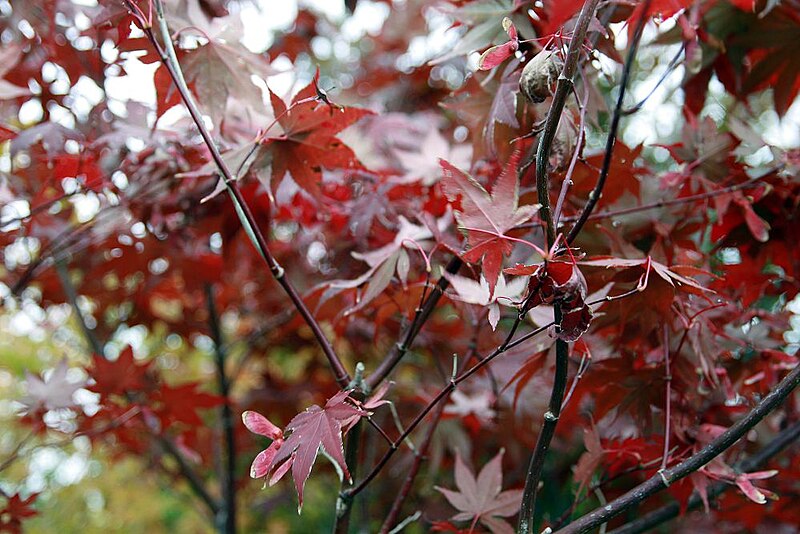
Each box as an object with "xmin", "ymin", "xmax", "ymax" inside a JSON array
[
  {"xmin": 56, "ymin": 227, "xmax": 220, "ymax": 519},
  {"xmin": 608, "ymin": 418, "xmax": 800, "ymax": 534},
  {"xmin": 518, "ymin": 0, "xmax": 601, "ymax": 530},
  {"xmin": 155, "ymin": 433, "xmax": 221, "ymax": 516},
  {"xmin": 55, "ymin": 260, "xmax": 105, "ymax": 357},
  {"xmin": 378, "ymin": 328, "xmax": 481, "ymax": 534},
  {"xmin": 205, "ymin": 284, "xmax": 236, "ymax": 534},
  {"xmin": 660, "ymin": 324, "xmax": 672, "ymax": 472},
  {"xmin": 554, "ymin": 84, "xmax": 589, "ymax": 229},
  {"xmin": 566, "ymin": 0, "xmax": 651, "ymax": 245},
  {"xmin": 554, "ymin": 363, "xmax": 800, "ymax": 534},
  {"xmin": 515, "ymin": 174, "xmax": 770, "ymax": 230},
  {"xmin": 343, "ymin": 319, "xmax": 550, "ymax": 499},
  {"xmin": 129, "ymin": 0, "xmax": 351, "ymax": 387},
  {"xmin": 621, "ymin": 42, "xmax": 686, "ymax": 116},
  {"xmin": 535, "ymin": 0, "xmax": 601, "ymax": 249},
  {"xmin": 366, "ymin": 256, "xmax": 463, "ymax": 390}
]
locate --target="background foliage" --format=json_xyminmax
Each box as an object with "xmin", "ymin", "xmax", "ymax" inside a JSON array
[{"xmin": 1, "ymin": 0, "xmax": 799, "ymax": 533}]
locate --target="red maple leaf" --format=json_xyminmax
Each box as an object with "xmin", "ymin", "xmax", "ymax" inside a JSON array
[
  {"xmin": 0, "ymin": 493, "xmax": 38, "ymax": 534},
  {"xmin": 261, "ymin": 390, "xmax": 368, "ymax": 510},
  {"xmin": 266, "ymin": 76, "xmax": 372, "ymax": 200},
  {"xmin": 88, "ymin": 347, "xmax": 153, "ymax": 398},
  {"xmin": 440, "ymin": 157, "xmax": 538, "ymax": 297},
  {"xmin": 153, "ymin": 382, "xmax": 223, "ymax": 427}
]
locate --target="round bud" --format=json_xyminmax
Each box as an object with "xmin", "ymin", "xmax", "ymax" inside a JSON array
[{"xmin": 519, "ymin": 49, "xmax": 561, "ymax": 104}]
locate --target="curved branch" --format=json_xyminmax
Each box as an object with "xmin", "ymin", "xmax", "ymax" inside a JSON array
[
  {"xmin": 518, "ymin": 1, "xmax": 601, "ymax": 531},
  {"xmin": 566, "ymin": 0, "xmax": 651, "ymax": 244},
  {"xmin": 127, "ymin": 0, "xmax": 351, "ymax": 387}
]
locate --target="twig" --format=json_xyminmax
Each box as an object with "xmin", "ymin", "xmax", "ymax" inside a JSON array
[
  {"xmin": 566, "ymin": 0, "xmax": 651, "ymax": 245},
  {"xmin": 366, "ymin": 256, "xmax": 463, "ymax": 389},
  {"xmin": 155, "ymin": 433, "xmax": 221, "ymax": 516},
  {"xmin": 515, "ymin": 174, "xmax": 769, "ymax": 230},
  {"xmin": 378, "ymin": 328, "xmax": 481, "ymax": 533},
  {"xmin": 55, "ymin": 259, "xmax": 106, "ymax": 357},
  {"xmin": 56, "ymin": 229, "xmax": 221, "ymax": 519},
  {"xmin": 127, "ymin": 0, "xmax": 351, "ymax": 388},
  {"xmin": 660, "ymin": 324, "xmax": 671, "ymax": 472},
  {"xmin": 554, "ymin": 84, "xmax": 589, "ymax": 229},
  {"xmin": 608, "ymin": 418, "xmax": 800, "ymax": 534},
  {"xmin": 621, "ymin": 43, "xmax": 686, "ymax": 116},
  {"xmin": 554, "ymin": 363, "xmax": 800, "ymax": 534},
  {"xmin": 343, "ymin": 319, "xmax": 551, "ymax": 500},
  {"xmin": 205, "ymin": 284, "xmax": 236, "ymax": 534},
  {"xmin": 535, "ymin": 0, "xmax": 601, "ymax": 249}
]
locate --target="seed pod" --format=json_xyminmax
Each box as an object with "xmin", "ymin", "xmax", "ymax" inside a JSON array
[{"xmin": 519, "ymin": 49, "xmax": 561, "ymax": 104}]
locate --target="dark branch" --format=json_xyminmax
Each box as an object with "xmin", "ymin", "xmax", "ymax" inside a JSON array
[
  {"xmin": 129, "ymin": 0, "xmax": 351, "ymax": 388},
  {"xmin": 607, "ymin": 418, "xmax": 800, "ymax": 534},
  {"xmin": 555, "ymin": 363, "xmax": 800, "ymax": 534},
  {"xmin": 205, "ymin": 284, "xmax": 237, "ymax": 534},
  {"xmin": 566, "ymin": 0, "xmax": 651, "ymax": 245}
]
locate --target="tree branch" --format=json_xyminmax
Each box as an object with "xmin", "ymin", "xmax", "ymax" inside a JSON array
[
  {"xmin": 607, "ymin": 418, "xmax": 800, "ymax": 534},
  {"xmin": 378, "ymin": 328, "xmax": 481, "ymax": 533},
  {"xmin": 128, "ymin": 0, "xmax": 351, "ymax": 388},
  {"xmin": 56, "ymin": 252, "xmax": 221, "ymax": 518},
  {"xmin": 366, "ymin": 256, "xmax": 463, "ymax": 390},
  {"xmin": 205, "ymin": 284, "xmax": 237, "ymax": 534},
  {"xmin": 566, "ymin": 0, "xmax": 651, "ymax": 245},
  {"xmin": 555, "ymin": 363, "xmax": 800, "ymax": 534},
  {"xmin": 518, "ymin": 1, "xmax": 601, "ymax": 531},
  {"xmin": 55, "ymin": 260, "xmax": 105, "ymax": 357},
  {"xmin": 343, "ymin": 318, "xmax": 551, "ymax": 499}
]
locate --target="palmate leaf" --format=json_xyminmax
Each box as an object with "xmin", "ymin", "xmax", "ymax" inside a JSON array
[
  {"xmin": 264, "ymin": 390, "xmax": 368, "ymax": 511},
  {"xmin": 266, "ymin": 78, "xmax": 373, "ymax": 200},
  {"xmin": 440, "ymin": 156, "xmax": 538, "ymax": 297},
  {"xmin": 435, "ymin": 450, "xmax": 523, "ymax": 534}
]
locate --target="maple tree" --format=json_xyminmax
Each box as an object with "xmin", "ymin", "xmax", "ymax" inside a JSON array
[{"xmin": 1, "ymin": 0, "xmax": 800, "ymax": 533}]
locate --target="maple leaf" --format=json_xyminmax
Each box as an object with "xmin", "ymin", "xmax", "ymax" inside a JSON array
[
  {"xmin": 260, "ymin": 390, "xmax": 369, "ymax": 510},
  {"xmin": 435, "ymin": 450, "xmax": 523, "ymax": 534},
  {"xmin": 266, "ymin": 78, "xmax": 373, "ymax": 200},
  {"xmin": 153, "ymin": 382, "xmax": 223, "ymax": 427},
  {"xmin": 431, "ymin": 0, "xmax": 523, "ymax": 66},
  {"xmin": 704, "ymin": 461, "xmax": 780, "ymax": 505},
  {"xmin": 477, "ymin": 18, "xmax": 519, "ymax": 71},
  {"xmin": 440, "ymin": 158, "xmax": 538, "ymax": 297},
  {"xmin": 88, "ymin": 347, "xmax": 153, "ymax": 398},
  {"xmin": 331, "ymin": 215, "xmax": 448, "ymax": 313},
  {"xmin": 242, "ymin": 410, "xmax": 285, "ymax": 479},
  {"xmin": 573, "ymin": 425, "xmax": 604, "ymax": 493},
  {"xmin": 392, "ymin": 127, "xmax": 472, "ymax": 186},
  {"xmin": 0, "ymin": 493, "xmax": 38, "ymax": 534},
  {"xmin": 579, "ymin": 257, "xmax": 712, "ymax": 296},
  {"xmin": 20, "ymin": 359, "xmax": 85, "ymax": 412},
  {"xmin": 443, "ymin": 272, "xmax": 526, "ymax": 330},
  {"xmin": 0, "ymin": 44, "xmax": 32, "ymax": 100}
]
